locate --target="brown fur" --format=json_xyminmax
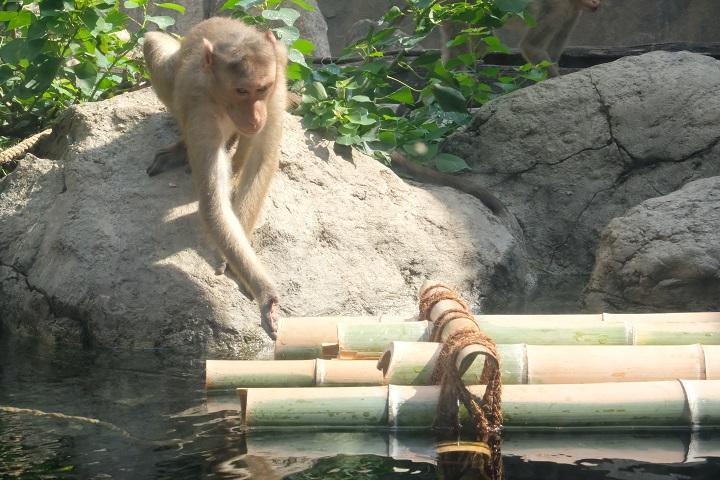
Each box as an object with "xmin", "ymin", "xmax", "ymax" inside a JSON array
[{"xmin": 144, "ymin": 18, "xmax": 288, "ymax": 338}]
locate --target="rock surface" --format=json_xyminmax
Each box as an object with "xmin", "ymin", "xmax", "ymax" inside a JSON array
[
  {"xmin": 443, "ymin": 51, "xmax": 720, "ymax": 310},
  {"xmin": 584, "ymin": 177, "xmax": 720, "ymax": 312},
  {"xmin": 0, "ymin": 89, "xmax": 528, "ymax": 355}
]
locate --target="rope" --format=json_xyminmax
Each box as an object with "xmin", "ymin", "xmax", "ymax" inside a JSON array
[
  {"xmin": 0, "ymin": 129, "xmax": 52, "ymax": 165},
  {"xmin": 418, "ymin": 282, "xmax": 469, "ymax": 320},
  {"xmin": 419, "ymin": 282, "xmax": 503, "ymax": 478}
]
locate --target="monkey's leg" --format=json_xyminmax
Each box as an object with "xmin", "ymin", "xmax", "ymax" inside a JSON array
[
  {"xmin": 146, "ymin": 141, "xmax": 188, "ymax": 176},
  {"xmin": 546, "ymin": 14, "xmax": 581, "ymax": 67},
  {"xmin": 188, "ymin": 129, "xmax": 280, "ymax": 338},
  {"xmin": 520, "ymin": 23, "xmax": 559, "ymax": 76}
]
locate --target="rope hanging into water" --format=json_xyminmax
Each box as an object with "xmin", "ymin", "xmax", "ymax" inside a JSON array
[{"xmin": 418, "ymin": 282, "xmax": 503, "ymax": 478}]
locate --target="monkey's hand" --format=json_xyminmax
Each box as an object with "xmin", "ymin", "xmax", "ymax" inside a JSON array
[{"xmin": 260, "ymin": 294, "xmax": 280, "ymax": 340}]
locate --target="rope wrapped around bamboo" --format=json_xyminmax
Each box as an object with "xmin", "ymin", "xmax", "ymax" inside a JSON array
[{"xmin": 418, "ymin": 281, "xmax": 503, "ymax": 478}]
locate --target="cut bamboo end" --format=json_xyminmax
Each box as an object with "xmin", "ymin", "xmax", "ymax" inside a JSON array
[
  {"xmin": 274, "ymin": 315, "xmax": 417, "ymax": 359},
  {"xmin": 206, "ymin": 359, "xmax": 383, "ymax": 390},
  {"xmin": 337, "ymin": 321, "xmax": 431, "ymax": 359},
  {"xmin": 230, "ymin": 380, "xmax": 720, "ymax": 429}
]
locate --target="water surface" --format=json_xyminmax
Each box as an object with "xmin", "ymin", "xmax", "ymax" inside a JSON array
[{"xmin": 2, "ymin": 338, "xmax": 719, "ymax": 479}]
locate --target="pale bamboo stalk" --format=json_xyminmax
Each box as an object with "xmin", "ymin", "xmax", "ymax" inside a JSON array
[
  {"xmin": 337, "ymin": 319, "xmax": 720, "ymax": 360},
  {"xmin": 244, "ymin": 430, "xmax": 720, "ymax": 465},
  {"xmin": 206, "ymin": 360, "xmax": 315, "ymax": 390},
  {"xmin": 378, "ymin": 341, "xmax": 525, "ymax": 385},
  {"xmin": 274, "ymin": 315, "xmax": 417, "ymax": 359},
  {"xmin": 336, "ymin": 322, "xmax": 431, "ymax": 359},
  {"xmin": 241, "ymin": 386, "xmax": 388, "ymax": 427},
  {"xmin": 380, "ymin": 342, "xmax": 720, "ymax": 385},
  {"xmin": 206, "ymin": 359, "xmax": 383, "ymax": 390},
  {"xmin": 236, "ymin": 380, "xmax": 720, "ymax": 429}
]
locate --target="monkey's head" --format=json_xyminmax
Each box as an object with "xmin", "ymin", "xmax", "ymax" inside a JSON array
[
  {"xmin": 202, "ymin": 33, "xmax": 278, "ymax": 136},
  {"xmin": 580, "ymin": 0, "xmax": 600, "ymax": 12}
]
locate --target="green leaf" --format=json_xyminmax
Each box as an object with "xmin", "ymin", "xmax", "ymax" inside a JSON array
[
  {"xmin": 483, "ymin": 36, "xmax": 510, "ymax": 54},
  {"xmin": 146, "ymin": 15, "xmax": 175, "ymax": 29},
  {"xmin": 435, "ymin": 153, "xmax": 470, "ymax": 173},
  {"xmin": 495, "ymin": 0, "xmax": 531, "ymax": 14},
  {"xmin": 124, "ymin": 0, "xmax": 142, "ymax": 8},
  {"xmin": 156, "ymin": 2, "xmax": 186, "ymax": 13},
  {"xmin": 287, "ymin": 48, "xmax": 307, "ymax": 67},
  {"xmin": 347, "ymin": 113, "xmax": 376, "ymax": 126},
  {"xmin": 432, "ymin": 84, "xmax": 467, "ymax": 112},
  {"xmin": 386, "ymin": 86, "xmax": 414, "ymax": 105},
  {"xmin": 305, "ymin": 81, "xmax": 327, "ymax": 100},
  {"xmin": 384, "ymin": 6, "xmax": 403, "ymax": 22},
  {"xmin": 289, "ymin": 0, "xmax": 315, "ymax": 11},
  {"xmin": 8, "ymin": 10, "xmax": 32, "ymax": 30},
  {"xmin": 274, "ymin": 25, "xmax": 300, "ymax": 44},
  {"xmin": 291, "ymin": 38, "xmax": 315, "ymax": 56},
  {"xmin": 350, "ymin": 95, "xmax": 371, "ymax": 103},
  {"xmin": 262, "ymin": 8, "xmax": 300, "ymax": 27},
  {"xmin": 336, "ymin": 134, "xmax": 361, "ymax": 146}
]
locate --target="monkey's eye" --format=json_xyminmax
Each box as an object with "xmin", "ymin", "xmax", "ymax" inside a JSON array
[{"xmin": 235, "ymin": 88, "xmax": 249, "ymax": 95}]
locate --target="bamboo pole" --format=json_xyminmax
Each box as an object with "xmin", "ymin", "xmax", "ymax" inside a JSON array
[
  {"xmin": 206, "ymin": 359, "xmax": 384, "ymax": 390},
  {"xmin": 243, "ymin": 430, "xmax": 720, "ymax": 465},
  {"xmin": 275, "ymin": 312, "xmax": 720, "ymax": 360},
  {"xmin": 337, "ymin": 316, "xmax": 720, "ymax": 360},
  {"xmin": 274, "ymin": 315, "xmax": 415, "ymax": 359},
  {"xmin": 235, "ymin": 380, "xmax": 720, "ymax": 429}
]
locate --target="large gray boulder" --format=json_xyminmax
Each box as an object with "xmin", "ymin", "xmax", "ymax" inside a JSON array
[
  {"xmin": 443, "ymin": 51, "xmax": 720, "ymax": 310},
  {"xmin": 584, "ymin": 177, "xmax": 720, "ymax": 312},
  {"xmin": 0, "ymin": 89, "xmax": 528, "ymax": 355}
]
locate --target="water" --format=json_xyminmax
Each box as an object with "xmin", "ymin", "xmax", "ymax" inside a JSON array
[{"xmin": 2, "ymin": 338, "xmax": 720, "ymax": 479}]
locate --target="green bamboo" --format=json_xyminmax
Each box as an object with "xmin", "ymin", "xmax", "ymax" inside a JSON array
[
  {"xmin": 336, "ymin": 322, "xmax": 431, "ymax": 359},
  {"xmin": 206, "ymin": 359, "xmax": 384, "ymax": 390},
  {"xmin": 240, "ymin": 386, "xmax": 388, "ymax": 427},
  {"xmin": 337, "ymin": 318, "xmax": 720, "ymax": 360},
  {"xmin": 235, "ymin": 380, "xmax": 720, "ymax": 429}
]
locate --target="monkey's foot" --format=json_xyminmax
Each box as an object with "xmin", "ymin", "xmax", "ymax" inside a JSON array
[
  {"xmin": 215, "ymin": 260, "xmax": 227, "ymax": 276},
  {"xmin": 260, "ymin": 295, "xmax": 279, "ymax": 340},
  {"xmin": 146, "ymin": 141, "xmax": 188, "ymax": 176}
]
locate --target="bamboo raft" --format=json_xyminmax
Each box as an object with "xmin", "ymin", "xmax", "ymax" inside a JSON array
[{"xmin": 205, "ymin": 281, "xmax": 720, "ymax": 431}]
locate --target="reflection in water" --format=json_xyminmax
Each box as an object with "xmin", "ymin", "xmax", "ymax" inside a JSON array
[{"xmin": 2, "ymin": 338, "xmax": 720, "ymax": 479}]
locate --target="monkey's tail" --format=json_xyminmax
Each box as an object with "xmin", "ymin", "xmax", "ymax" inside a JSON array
[{"xmin": 389, "ymin": 150, "xmax": 524, "ymax": 240}]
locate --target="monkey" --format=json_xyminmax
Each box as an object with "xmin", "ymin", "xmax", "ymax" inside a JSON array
[
  {"xmin": 440, "ymin": 0, "xmax": 601, "ymax": 77},
  {"xmin": 143, "ymin": 17, "xmax": 288, "ymax": 339}
]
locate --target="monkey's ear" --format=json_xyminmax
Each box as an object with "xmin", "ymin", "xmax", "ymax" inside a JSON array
[
  {"xmin": 202, "ymin": 37, "xmax": 214, "ymax": 69},
  {"xmin": 265, "ymin": 30, "xmax": 277, "ymax": 45}
]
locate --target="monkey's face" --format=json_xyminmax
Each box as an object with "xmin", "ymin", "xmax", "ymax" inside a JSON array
[
  {"xmin": 581, "ymin": 0, "xmax": 600, "ymax": 11},
  {"xmin": 205, "ymin": 44, "xmax": 278, "ymax": 136}
]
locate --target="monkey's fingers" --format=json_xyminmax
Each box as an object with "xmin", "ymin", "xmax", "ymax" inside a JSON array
[
  {"xmin": 260, "ymin": 295, "xmax": 279, "ymax": 340},
  {"xmin": 146, "ymin": 141, "xmax": 188, "ymax": 176}
]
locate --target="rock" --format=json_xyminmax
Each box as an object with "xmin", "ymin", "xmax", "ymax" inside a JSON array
[
  {"xmin": 292, "ymin": 0, "xmax": 332, "ymax": 58},
  {"xmin": 0, "ymin": 89, "xmax": 528, "ymax": 355},
  {"xmin": 583, "ymin": 177, "xmax": 720, "ymax": 312},
  {"xmin": 443, "ymin": 51, "xmax": 720, "ymax": 311}
]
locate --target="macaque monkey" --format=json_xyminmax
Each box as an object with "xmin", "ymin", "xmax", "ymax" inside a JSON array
[
  {"xmin": 440, "ymin": 0, "xmax": 601, "ymax": 77},
  {"xmin": 143, "ymin": 18, "xmax": 287, "ymax": 338}
]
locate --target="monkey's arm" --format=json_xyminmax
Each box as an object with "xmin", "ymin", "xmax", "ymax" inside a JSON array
[
  {"xmin": 187, "ymin": 123, "xmax": 279, "ymax": 338},
  {"xmin": 231, "ymin": 140, "xmax": 280, "ymax": 234}
]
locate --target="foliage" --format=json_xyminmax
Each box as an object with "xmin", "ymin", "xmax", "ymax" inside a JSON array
[
  {"xmin": 0, "ymin": 0, "xmax": 181, "ymax": 142},
  {"xmin": 221, "ymin": 0, "xmax": 318, "ymax": 67},
  {"xmin": 291, "ymin": 0, "xmax": 548, "ymax": 173}
]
